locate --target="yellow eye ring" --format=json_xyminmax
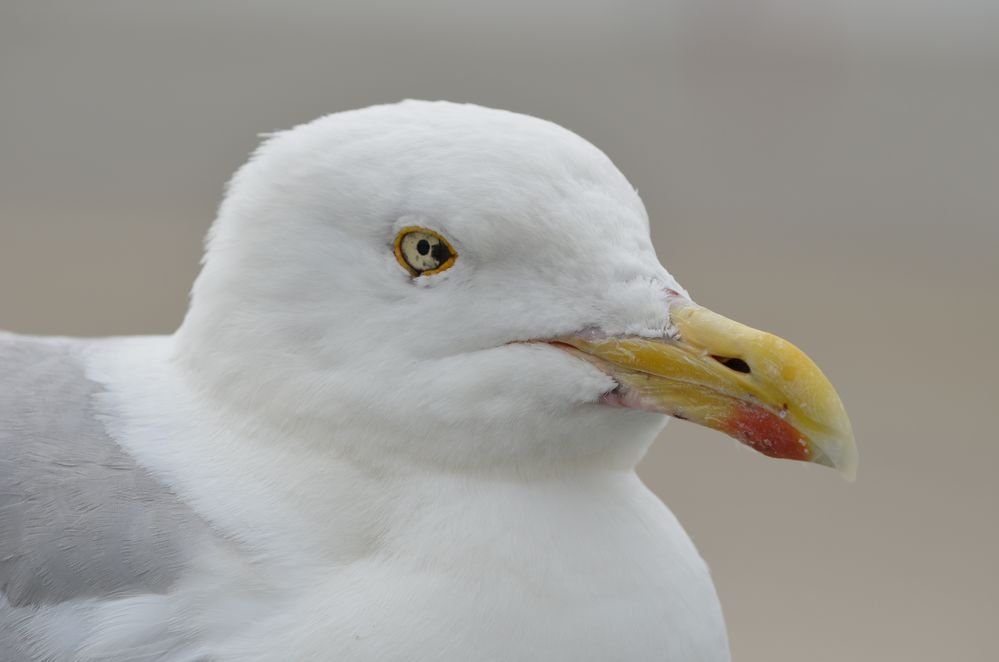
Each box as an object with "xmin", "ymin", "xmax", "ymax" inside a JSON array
[{"xmin": 393, "ymin": 226, "xmax": 458, "ymax": 277}]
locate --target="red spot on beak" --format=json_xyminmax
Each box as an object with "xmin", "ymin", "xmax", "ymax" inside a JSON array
[{"xmin": 721, "ymin": 403, "xmax": 811, "ymax": 462}]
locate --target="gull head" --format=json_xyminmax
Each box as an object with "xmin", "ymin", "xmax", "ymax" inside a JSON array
[{"xmin": 175, "ymin": 100, "xmax": 855, "ymax": 478}]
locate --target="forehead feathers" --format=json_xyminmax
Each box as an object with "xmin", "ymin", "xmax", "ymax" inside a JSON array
[{"xmin": 220, "ymin": 101, "xmax": 650, "ymax": 263}]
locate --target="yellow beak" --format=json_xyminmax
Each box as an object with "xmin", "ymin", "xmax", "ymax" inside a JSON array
[{"xmin": 559, "ymin": 297, "xmax": 857, "ymax": 479}]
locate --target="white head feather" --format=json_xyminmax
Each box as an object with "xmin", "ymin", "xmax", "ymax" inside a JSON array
[{"xmin": 174, "ymin": 100, "xmax": 689, "ymax": 475}]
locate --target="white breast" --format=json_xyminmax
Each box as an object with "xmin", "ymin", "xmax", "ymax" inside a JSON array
[{"xmin": 87, "ymin": 337, "xmax": 731, "ymax": 662}]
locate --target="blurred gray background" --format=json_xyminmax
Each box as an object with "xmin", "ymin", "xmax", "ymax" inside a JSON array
[{"xmin": 2, "ymin": 2, "xmax": 997, "ymax": 660}]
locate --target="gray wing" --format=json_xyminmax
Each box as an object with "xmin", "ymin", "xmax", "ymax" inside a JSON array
[{"xmin": 0, "ymin": 332, "xmax": 213, "ymax": 659}]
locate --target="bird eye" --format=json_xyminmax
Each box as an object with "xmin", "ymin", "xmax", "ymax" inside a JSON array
[{"xmin": 393, "ymin": 227, "xmax": 457, "ymax": 276}]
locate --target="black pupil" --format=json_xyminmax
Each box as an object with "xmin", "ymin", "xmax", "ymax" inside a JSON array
[{"xmin": 416, "ymin": 239, "xmax": 431, "ymax": 256}]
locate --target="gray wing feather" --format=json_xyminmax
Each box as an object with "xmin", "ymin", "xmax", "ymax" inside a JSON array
[
  {"xmin": 0, "ymin": 333, "xmax": 224, "ymax": 660},
  {"xmin": 0, "ymin": 332, "xmax": 207, "ymax": 607}
]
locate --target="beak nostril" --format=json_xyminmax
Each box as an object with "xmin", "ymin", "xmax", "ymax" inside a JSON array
[{"xmin": 711, "ymin": 355, "xmax": 751, "ymax": 374}]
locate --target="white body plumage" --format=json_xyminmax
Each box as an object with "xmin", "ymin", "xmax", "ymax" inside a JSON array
[{"xmin": 1, "ymin": 101, "xmax": 730, "ymax": 661}]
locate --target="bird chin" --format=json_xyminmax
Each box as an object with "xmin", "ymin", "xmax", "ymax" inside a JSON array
[{"xmin": 598, "ymin": 384, "xmax": 664, "ymax": 414}]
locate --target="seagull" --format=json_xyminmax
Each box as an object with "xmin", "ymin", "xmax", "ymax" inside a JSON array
[{"xmin": 0, "ymin": 100, "xmax": 856, "ymax": 661}]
